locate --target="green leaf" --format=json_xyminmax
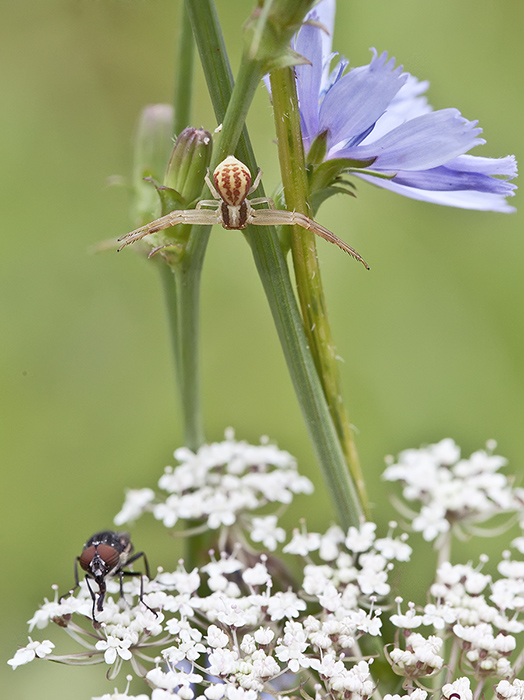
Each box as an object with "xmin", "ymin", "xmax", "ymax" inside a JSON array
[
  {"xmin": 308, "ymin": 156, "xmax": 376, "ymax": 194},
  {"xmin": 142, "ymin": 177, "xmax": 187, "ymax": 215},
  {"xmin": 309, "ymin": 184, "xmax": 356, "ymax": 213},
  {"xmin": 244, "ymin": 0, "xmax": 316, "ymax": 73},
  {"xmin": 263, "ymin": 47, "xmax": 311, "ymax": 72}
]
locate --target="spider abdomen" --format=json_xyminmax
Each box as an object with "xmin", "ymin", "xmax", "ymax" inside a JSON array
[{"xmin": 213, "ymin": 155, "xmax": 252, "ymax": 206}]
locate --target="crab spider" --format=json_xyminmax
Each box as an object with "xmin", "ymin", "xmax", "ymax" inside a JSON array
[{"xmin": 117, "ymin": 155, "xmax": 369, "ymax": 269}]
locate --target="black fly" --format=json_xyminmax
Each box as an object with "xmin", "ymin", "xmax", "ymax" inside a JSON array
[{"xmin": 73, "ymin": 530, "xmax": 155, "ymax": 626}]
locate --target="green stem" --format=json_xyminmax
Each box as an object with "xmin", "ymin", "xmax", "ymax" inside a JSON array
[
  {"xmin": 173, "ymin": 4, "xmax": 194, "ymax": 136},
  {"xmin": 269, "ymin": 67, "xmax": 369, "ymax": 514},
  {"xmin": 437, "ymin": 531, "xmax": 452, "ymax": 568},
  {"xmin": 155, "ymin": 3, "xmax": 206, "ymax": 450},
  {"xmin": 158, "ymin": 258, "xmax": 205, "ymax": 452},
  {"xmin": 212, "ymin": 58, "xmax": 263, "ymax": 165},
  {"xmin": 185, "ymin": 0, "xmax": 260, "ymax": 168},
  {"xmin": 248, "ymin": 225, "xmax": 364, "ymax": 528},
  {"xmin": 158, "ymin": 260, "xmax": 182, "ymax": 409},
  {"xmin": 185, "ymin": 0, "xmax": 233, "ymax": 123},
  {"xmin": 186, "ymin": 0, "xmax": 363, "ymax": 527}
]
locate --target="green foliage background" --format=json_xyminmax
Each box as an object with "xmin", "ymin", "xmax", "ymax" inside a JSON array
[{"xmin": 1, "ymin": 1, "xmax": 522, "ymax": 697}]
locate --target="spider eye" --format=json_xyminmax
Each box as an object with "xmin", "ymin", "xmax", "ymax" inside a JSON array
[{"xmin": 213, "ymin": 156, "xmax": 251, "ymax": 207}]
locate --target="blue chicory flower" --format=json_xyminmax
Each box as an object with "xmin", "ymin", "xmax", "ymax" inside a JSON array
[{"xmin": 293, "ymin": 0, "xmax": 516, "ymax": 212}]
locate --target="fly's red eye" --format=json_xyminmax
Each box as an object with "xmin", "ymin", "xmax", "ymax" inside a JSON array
[
  {"xmin": 74, "ymin": 531, "xmax": 156, "ymax": 626},
  {"xmin": 96, "ymin": 544, "xmax": 120, "ymax": 569},
  {"xmin": 79, "ymin": 545, "xmax": 96, "ymax": 572},
  {"xmin": 79, "ymin": 543, "xmax": 120, "ymax": 573}
]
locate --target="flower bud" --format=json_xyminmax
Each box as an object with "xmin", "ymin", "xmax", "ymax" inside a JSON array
[
  {"xmin": 132, "ymin": 104, "xmax": 174, "ymax": 225},
  {"xmin": 164, "ymin": 127, "xmax": 212, "ymax": 206}
]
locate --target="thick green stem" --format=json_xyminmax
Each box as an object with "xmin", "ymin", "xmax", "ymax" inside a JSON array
[
  {"xmin": 185, "ymin": 0, "xmax": 233, "ymax": 122},
  {"xmin": 269, "ymin": 67, "xmax": 369, "ymax": 513},
  {"xmin": 248, "ymin": 226, "xmax": 364, "ymax": 527},
  {"xmin": 186, "ymin": 0, "xmax": 363, "ymax": 527}
]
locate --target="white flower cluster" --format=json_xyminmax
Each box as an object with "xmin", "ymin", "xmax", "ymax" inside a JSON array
[
  {"xmin": 10, "ymin": 518, "xmax": 408, "ymax": 699},
  {"xmin": 388, "ymin": 553, "xmax": 524, "ymax": 683},
  {"xmin": 114, "ymin": 430, "xmax": 313, "ymax": 543},
  {"xmin": 9, "ymin": 436, "xmax": 524, "ymax": 700},
  {"xmin": 383, "ymin": 438, "xmax": 524, "ymax": 542}
]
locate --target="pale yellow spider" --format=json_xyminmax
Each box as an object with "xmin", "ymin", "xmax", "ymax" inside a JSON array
[{"xmin": 117, "ymin": 155, "xmax": 369, "ymax": 268}]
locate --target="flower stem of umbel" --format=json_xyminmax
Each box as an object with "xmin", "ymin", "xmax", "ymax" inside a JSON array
[
  {"xmin": 183, "ymin": 0, "xmax": 364, "ymax": 527},
  {"xmin": 269, "ymin": 65, "xmax": 369, "ymax": 514}
]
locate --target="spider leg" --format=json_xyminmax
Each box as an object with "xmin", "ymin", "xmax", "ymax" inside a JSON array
[
  {"xmin": 117, "ymin": 208, "xmax": 219, "ymax": 251},
  {"xmin": 205, "ymin": 171, "xmax": 220, "ymax": 199},
  {"xmin": 250, "ymin": 197, "xmax": 276, "ymax": 209},
  {"xmin": 250, "ymin": 208, "xmax": 369, "ymax": 269},
  {"xmin": 196, "ymin": 200, "xmax": 221, "ymax": 210},
  {"xmin": 292, "ymin": 212, "xmax": 369, "ymax": 268},
  {"xmin": 248, "ymin": 168, "xmax": 263, "ymax": 195},
  {"xmin": 148, "ymin": 244, "xmax": 182, "ymax": 258}
]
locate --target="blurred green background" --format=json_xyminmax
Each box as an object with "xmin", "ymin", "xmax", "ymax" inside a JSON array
[{"xmin": 1, "ymin": 0, "xmax": 522, "ymax": 697}]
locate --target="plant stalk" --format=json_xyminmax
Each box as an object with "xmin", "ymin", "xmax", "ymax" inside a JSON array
[
  {"xmin": 185, "ymin": 0, "xmax": 363, "ymax": 527},
  {"xmin": 269, "ymin": 66, "xmax": 368, "ymax": 513},
  {"xmin": 156, "ymin": 2, "xmax": 206, "ymax": 450}
]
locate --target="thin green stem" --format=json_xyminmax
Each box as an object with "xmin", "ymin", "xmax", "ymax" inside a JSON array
[
  {"xmin": 432, "ymin": 531, "xmax": 454, "ymax": 692},
  {"xmin": 212, "ymin": 58, "xmax": 262, "ymax": 166},
  {"xmin": 155, "ymin": 3, "xmax": 206, "ymax": 450},
  {"xmin": 186, "ymin": 0, "xmax": 363, "ymax": 527},
  {"xmin": 269, "ymin": 67, "xmax": 368, "ymax": 514},
  {"xmin": 173, "ymin": 4, "xmax": 194, "ymax": 136},
  {"xmin": 158, "ymin": 260, "xmax": 182, "ymax": 406},
  {"xmin": 177, "ymin": 223, "xmax": 212, "ymax": 452},
  {"xmin": 437, "ymin": 531, "xmax": 452, "ymax": 568},
  {"xmin": 444, "ymin": 637, "xmax": 461, "ymax": 685},
  {"xmin": 185, "ymin": 0, "xmax": 260, "ymax": 169},
  {"xmin": 473, "ymin": 680, "xmax": 486, "ymax": 700},
  {"xmin": 158, "ymin": 258, "xmax": 205, "ymax": 452}
]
